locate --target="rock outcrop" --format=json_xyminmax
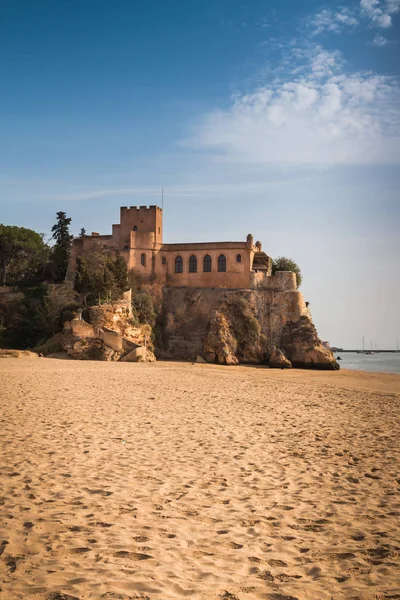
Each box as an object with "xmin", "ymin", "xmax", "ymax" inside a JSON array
[
  {"xmin": 268, "ymin": 345, "xmax": 292, "ymax": 369},
  {"xmin": 160, "ymin": 287, "xmax": 339, "ymax": 370},
  {"xmin": 279, "ymin": 316, "xmax": 339, "ymax": 370},
  {"xmin": 44, "ymin": 300, "xmax": 156, "ymax": 362},
  {"xmin": 203, "ymin": 311, "xmax": 239, "ymax": 365}
]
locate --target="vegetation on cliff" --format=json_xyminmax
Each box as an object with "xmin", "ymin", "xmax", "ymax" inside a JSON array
[
  {"xmin": 0, "ymin": 225, "xmax": 49, "ymax": 286},
  {"xmin": 272, "ymin": 256, "xmax": 302, "ymax": 288},
  {"xmin": 0, "ymin": 283, "xmax": 78, "ymax": 349},
  {"xmin": 74, "ymin": 244, "xmax": 128, "ymax": 305}
]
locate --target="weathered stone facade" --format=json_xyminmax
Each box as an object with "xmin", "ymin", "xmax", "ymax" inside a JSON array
[{"xmin": 67, "ymin": 205, "xmax": 278, "ymax": 290}]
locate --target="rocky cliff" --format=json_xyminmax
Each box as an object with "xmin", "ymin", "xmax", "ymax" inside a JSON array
[{"xmin": 159, "ymin": 286, "xmax": 339, "ymax": 370}]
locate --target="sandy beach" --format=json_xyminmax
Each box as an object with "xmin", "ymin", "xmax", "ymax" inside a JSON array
[{"xmin": 1, "ymin": 358, "xmax": 399, "ymax": 600}]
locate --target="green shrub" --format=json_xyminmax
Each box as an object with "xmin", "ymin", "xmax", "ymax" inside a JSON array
[
  {"xmin": 272, "ymin": 256, "xmax": 302, "ymax": 288},
  {"xmin": 132, "ymin": 292, "xmax": 156, "ymax": 326}
]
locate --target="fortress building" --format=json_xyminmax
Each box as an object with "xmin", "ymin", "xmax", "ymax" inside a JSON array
[{"xmin": 68, "ymin": 205, "xmax": 296, "ymax": 291}]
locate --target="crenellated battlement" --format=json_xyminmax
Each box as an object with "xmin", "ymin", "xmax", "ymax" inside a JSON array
[
  {"xmin": 119, "ymin": 204, "xmax": 163, "ymax": 245},
  {"xmin": 120, "ymin": 205, "xmax": 162, "ymax": 212}
]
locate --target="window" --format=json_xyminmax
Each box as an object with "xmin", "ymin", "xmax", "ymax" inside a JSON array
[
  {"xmin": 162, "ymin": 256, "xmax": 167, "ymax": 265},
  {"xmin": 133, "ymin": 225, "xmax": 138, "ymax": 231},
  {"xmin": 141, "ymin": 253, "xmax": 146, "ymax": 266},
  {"xmin": 124, "ymin": 245, "xmax": 129, "ymax": 251},
  {"xmin": 218, "ymin": 254, "xmax": 226, "ymax": 272},
  {"xmin": 236, "ymin": 254, "xmax": 242, "ymax": 263},
  {"xmin": 189, "ymin": 255, "xmax": 197, "ymax": 273},
  {"xmin": 175, "ymin": 255, "xmax": 183, "ymax": 273},
  {"xmin": 203, "ymin": 254, "xmax": 212, "ymax": 272},
  {"xmin": 158, "ymin": 227, "xmax": 161, "ymax": 234}
]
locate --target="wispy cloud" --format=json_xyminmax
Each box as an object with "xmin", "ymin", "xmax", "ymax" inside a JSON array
[
  {"xmin": 371, "ymin": 33, "xmax": 391, "ymax": 45},
  {"xmin": 186, "ymin": 44, "xmax": 400, "ymax": 167},
  {"xmin": 307, "ymin": 0, "xmax": 400, "ymax": 36},
  {"xmin": 308, "ymin": 8, "xmax": 359, "ymax": 36}
]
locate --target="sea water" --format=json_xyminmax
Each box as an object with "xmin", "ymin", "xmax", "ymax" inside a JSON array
[{"xmin": 334, "ymin": 352, "xmax": 400, "ymax": 375}]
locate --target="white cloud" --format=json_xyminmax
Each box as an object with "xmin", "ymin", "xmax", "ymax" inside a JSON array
[
  {"xmin": 372, "ymin": 33, "xmax": 390, "ymax": 44},
  {"xmin": 360, "ymin": 0, "xmax": 400, "ymax": 27},
  {"xmin": 187, "ymin": 46, "xmax": 400, "ymax": 167},
  {"xmin": 309, "ymin": 8, "xmax": 359, "ymax": 35},
  {"xmin": 308, "ymin": 1, "xmax": 399, "ymax": 35}
]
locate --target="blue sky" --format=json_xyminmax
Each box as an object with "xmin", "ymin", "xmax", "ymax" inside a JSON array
[{"xmin": 1, "ymin": 0, "xmax": 399, "ymax": 349}]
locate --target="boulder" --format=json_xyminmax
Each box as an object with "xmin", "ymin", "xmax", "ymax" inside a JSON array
[
  {"xmin": 67, "ymin": 337, "xmax": 115, "ymax": 361},
  {"xmin": 279, "ymin": 316, "xmax": 340, "ymax": 370},
  {"xmin": 195, "ymin": 354, "xmax": 207, "ymax": 363},
  {"xmin": 268, "ymin": 345, "xmax": 292, "ymax": 369},
  {"xmin": 203, "ymin": 351, "xmax": 216, "ymax": 364}
]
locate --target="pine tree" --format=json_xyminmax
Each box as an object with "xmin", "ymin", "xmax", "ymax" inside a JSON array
[
  {"xmin": 50, "ymin": 212, "xmax": 73, "ymax": 282},
  {"xmin": 110, "ymin": 252, "xmax": 128, "ymax": 295}
]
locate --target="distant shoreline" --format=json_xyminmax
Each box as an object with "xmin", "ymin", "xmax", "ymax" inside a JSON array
[{"xmin": 334, "ymin": 349, "xmax": 400, "ymax": 353}]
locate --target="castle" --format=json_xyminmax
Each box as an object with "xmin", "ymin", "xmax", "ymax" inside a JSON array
[
  {"xmin": 65, "ymin": 204, "xmax": 338, "ymax": 369},
  {"xmin": 69, "ymin": 205, "xmax": 297, "ymax": 292}
]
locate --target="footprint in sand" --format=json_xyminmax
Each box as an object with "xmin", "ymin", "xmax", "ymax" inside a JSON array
[
  {"xmin": 0, "ymin": 541, "xmax": 8, "ymax": 557},
  {"xmin": 114, "ymin": 551, "xmax": 153, "ymax": 560},
  {"xmin": 47, "ymin": 593, "xmax": 81, "ymax": 600},
  {"xmin": 71, "ymin": 547, "xmax": 91, "ymax": 554},
  {"xmin": 275, "ymin": 573, "xmax": 303, "ymax": 582},
  {"xmin": 4, "ymin": 555, "xmax": 17, "ymax": 572},
  {"xmin": 258, "ymin": 570, "xmax": 274, "ymax": 581},
  {"xmin": 267, "ymin": 559, "xmax": 288, "ymax": 567},
  {"xmin": 86, "ymin": 489, "xmax": 113, "ymax": 497}
]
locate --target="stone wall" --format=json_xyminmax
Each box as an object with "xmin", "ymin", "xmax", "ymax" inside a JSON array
[{"xmin": 250, "ymin": 271, "xmax": 297, "ymax": 291}]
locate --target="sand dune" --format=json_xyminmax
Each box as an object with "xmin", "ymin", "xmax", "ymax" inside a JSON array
[{"xmin": 1, "ymin": 359, "xmax": 399, "ymax": 600}]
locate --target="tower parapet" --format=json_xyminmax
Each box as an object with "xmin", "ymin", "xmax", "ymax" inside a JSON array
[{"xmin": 119, "ymin": 205, "xmax": 163, "ymax": 245}]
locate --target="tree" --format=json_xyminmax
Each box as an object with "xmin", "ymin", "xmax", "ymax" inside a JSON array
[
  {"xmin": 0, "ymin": 225, "xmax": 49, "ymax": 286},
  {"xmin": 272, "ymin": 256, "xmax": 302, "ymax": 288},
  {"xmin": 50, "ymin": 212, "xmax": 73, "ymax": 282},
  {"xmin": 110, "ymin": 252, "xmax": 128, "ymax": 294},
  {"xmin": 132, "ymin": 291, "xmax": 156, "ymax": 326},
  {"xmin": 74, "ymin": 244, "xmax": 128, "ymax": 305},
  {"xmin": 79, "ymin": 227, "xmax": 86, "ymax": 238}
]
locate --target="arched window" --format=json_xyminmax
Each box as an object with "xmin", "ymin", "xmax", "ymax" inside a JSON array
[
  {"xmin": 124, "ymin": 245, "xmax": 129, "ymax": 251},
  {"xmin": 133, "ymin": 225, "xmax": 138, "ymax": 231},
  {"xmin": 236, "ymin": 253, "xmax": 242, "ymax": 263},
  {"xmin": 175, "ymin": 255, "xmax": 183, "ymax": 273},
  {"xmin": 162, "ymin": 256, "xmax": 167, "ymax": 265},
  {"xmin": 218, "ymin": 254, "xmax": 226, "ymax": 272},
  {"xmin": 141, "ymin": 253, "xmax": 146, "ymax": 266},
  {"xmin": 203, "ymin": 254, "xmax": 212, "ymax": 272},
  {"xmin": 189, "ymin": 255, "xmax": 197, "ymax": 273}
]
